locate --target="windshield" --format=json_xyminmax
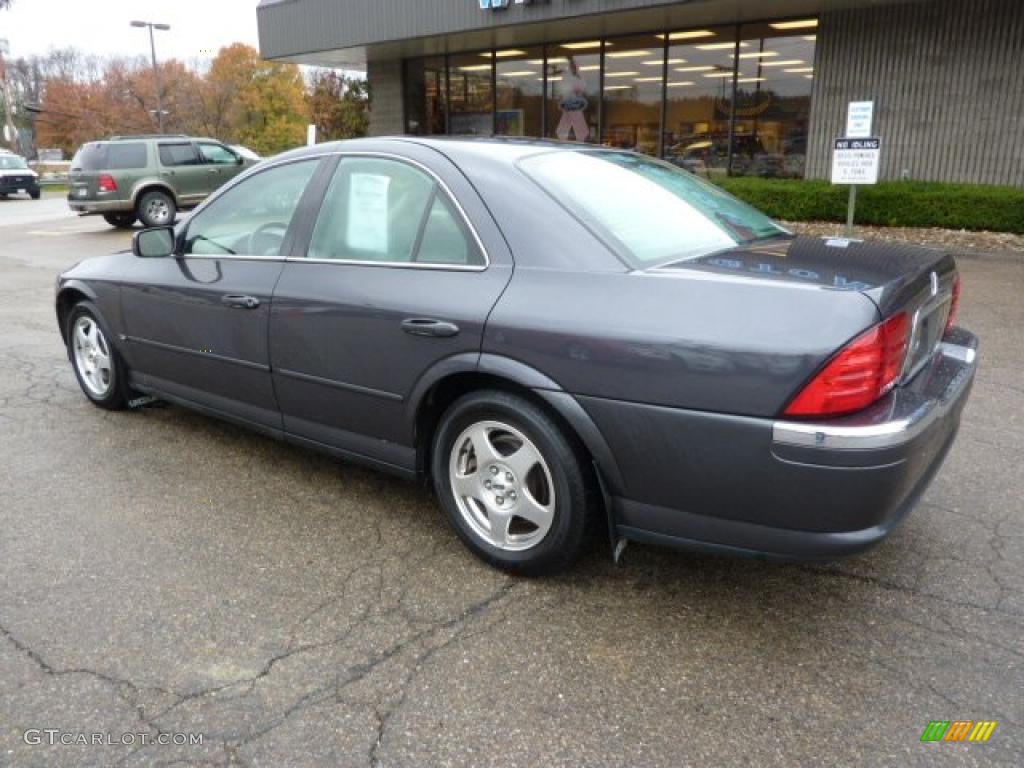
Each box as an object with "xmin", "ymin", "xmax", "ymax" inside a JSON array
[
  {"xmin": 519, "ymin": 150, "xmax": 787, "ymax": 267},
  {"xmin": 0, "ymin": 155, "xmax": 29, "ymax": 170}
]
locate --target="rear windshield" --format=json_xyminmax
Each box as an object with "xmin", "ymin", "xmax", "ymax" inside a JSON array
[
  {"xmin": 0, "ymin": 155, "xmax": 29, "ymax": 170},
  {"xmin": 518, "ymin": 150, "xmax": 786, "ymax": 267},
  {"xmin": 71, "ymin": 142, "xmax": 148, "ymax": 171}
]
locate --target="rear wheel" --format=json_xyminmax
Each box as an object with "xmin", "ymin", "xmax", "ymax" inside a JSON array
[
  {"xmin": 66, "ymin": 302, "xmax": 130, "ymax": 410},
  {"xmin": 431, "ymin": 390, "xmax": 593, "ymax": 575},
  {"xmin": 103, "ymin": 212, "xmax": 136, "ymax": 229},
  {"xmin": 137, "ymin": 190, "xmax": 176, "ymax": 228}
]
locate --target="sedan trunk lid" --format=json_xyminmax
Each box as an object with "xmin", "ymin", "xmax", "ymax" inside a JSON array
[{"xmin": 657, "ymin": 234, "xmax": 959, "ymax": 385}]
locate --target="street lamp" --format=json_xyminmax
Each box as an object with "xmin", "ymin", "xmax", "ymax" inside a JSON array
[{"xmin": 130, "ymin": 20, "xmax": 171, "ymax": 132}]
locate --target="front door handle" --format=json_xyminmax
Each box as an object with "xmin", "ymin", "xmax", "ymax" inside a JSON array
[
  {"xmin": 221, "ymin": 294, "xmax": 260, "ymax": 310},
  {"xmin": 401, "ymin": 318, "xmax": 460, "ymax": 338}
]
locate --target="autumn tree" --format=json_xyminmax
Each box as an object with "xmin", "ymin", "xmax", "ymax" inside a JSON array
[
  {"xmin": 307, "ymin": 69, "xmax": 369, "ymax": 142},
  {"xmin": 25, "ymin": 43, "xmax": 315, "ymax": 158},
  {"xmin": 199, "ymin": 43, "xmax": 308, "ymax": 155}
]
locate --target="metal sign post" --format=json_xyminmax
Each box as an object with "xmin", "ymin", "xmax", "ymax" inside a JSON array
[{"xmin": 846, "ymin": 186, "xmax": 858, "ymax": 237}]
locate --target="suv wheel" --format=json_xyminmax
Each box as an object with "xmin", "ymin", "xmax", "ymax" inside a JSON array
[
  {"xmin": 103, "ymin": 212, "xmax": 137, "ymax": 229},
  {"xmin": 431, "ymin": 390, "xmax": 593, "ymax": 575},
  {"xmin": 137, "ymin": 190, "xmax": 176, "ymax": 228}
]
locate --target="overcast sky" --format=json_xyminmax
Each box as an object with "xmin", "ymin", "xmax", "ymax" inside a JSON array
[{"xmin": 0, "ymin": 0, "xmax": 261, "ymax": 63}]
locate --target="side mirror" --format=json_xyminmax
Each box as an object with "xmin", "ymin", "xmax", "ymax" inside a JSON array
[
  {"xmin": 236, "ymin": 154, "xmax": 244, "ymax": 165},
  {"xmin": 133, "ymin": 226, "xmax": 176, "ymax": 258}
]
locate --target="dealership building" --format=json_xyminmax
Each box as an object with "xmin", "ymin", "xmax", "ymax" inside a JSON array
[{"xmin": 257, "ymin": 0, "xmax": 1024, "ymax": 187}]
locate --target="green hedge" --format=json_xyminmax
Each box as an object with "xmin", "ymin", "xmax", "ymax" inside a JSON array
[{"xmin": 713, "ymin": 178, "xmax": 1024, "ymax": 234}]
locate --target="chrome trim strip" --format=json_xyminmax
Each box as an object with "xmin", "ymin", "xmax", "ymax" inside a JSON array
[
  {"xmin": 772, "ymin": 341, "xmax": 976, "ymax": 451},
  {"xmin": 900, "ymin": 293, "xmax": 952, "ymax": 383},
  {"xmin": 123, "ymin": 336, "xmax": 270, "ymax": 372},
  {"xmin": 284, "ymin": 256, "xmax": 485, "ymax": 272},
  {"xmin": 174, "ymin": 254, "xmax": 285, "ymax": 262},
  {"xmin": 275, "ymin": 367, "xmax": 404, "ymax": 402}
]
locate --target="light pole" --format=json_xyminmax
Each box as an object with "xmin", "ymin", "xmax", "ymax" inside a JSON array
[{"xmin": 130, "ymin": 20, "xmax": 171, "ymax": 132}]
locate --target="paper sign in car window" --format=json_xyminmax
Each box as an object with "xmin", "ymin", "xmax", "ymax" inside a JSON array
[{"xmin": 347, "ymin": 173, "xmax": 391, "ymax": 253}]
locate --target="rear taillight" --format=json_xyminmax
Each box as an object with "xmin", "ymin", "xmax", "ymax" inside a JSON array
[
  {"xmin": 98, "ymin": 174, "xmax": 118, "ymax": 192},
  {"xmin": 945, "ymin": 274, "xmax": 961, "ymax": 334},
  {"xmin": 783, "ymin": 312, "xmax": 910, "ymax": 419}
]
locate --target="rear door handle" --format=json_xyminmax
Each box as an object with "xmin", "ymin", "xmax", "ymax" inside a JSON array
[
  {"xmin": 221, "ymin": 294, "xmax": 260, "ymax": 310},
  {"xmin": 401, "ymin": 318, "xmax": 460, "ymax": 338}
]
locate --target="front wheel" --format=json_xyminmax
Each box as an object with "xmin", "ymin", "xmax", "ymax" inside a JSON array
[
  {"xmin": 431, "ymin": 390, "xmax": 593, "ymax": 575},
  {"xmin": 30, "ymin": 190, "xmax": 41, "ymax": 200},
  {"xmin": 66, "ymin": 302, "xmax": 130, "ymax": 410}
]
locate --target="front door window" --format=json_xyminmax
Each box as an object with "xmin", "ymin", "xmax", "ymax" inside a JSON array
[{"xmin": 183, "ymin": 159, "xmax": 318, "ymax": 257}]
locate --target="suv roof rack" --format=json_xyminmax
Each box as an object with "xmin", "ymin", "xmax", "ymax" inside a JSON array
[{"xmin": 106, "ymin": 134, "xmax": 191, "ymax": 141}]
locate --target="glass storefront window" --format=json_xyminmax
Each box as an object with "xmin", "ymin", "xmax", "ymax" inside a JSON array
[
  {"xmin": 601, "ymin": 34, "xmax": 665, "ymax": 155},
  {"xmin": 661, "ymin": 26, "xmax": 737, "ymax": 178},
  {"xmin": 449, "ymin": 52, "xmax": 494, "ymax": 136},
  {"xmin": 400, "ymin": 19, "xmax": 816, "ymax": 176},
  {"xmin": 494, "ymin": 47, "xmax": 544, "ymax": 138},
  {"xmin": 404, "ymin": 57, "xmax": 447, "ymax": 136},
  {"xmin": 732, "ymin": 21, "xmax": 816, "ymax": 178},
  {"xmin": 546, "ymin": 42, "xmax": 601, "ymax": 143}
]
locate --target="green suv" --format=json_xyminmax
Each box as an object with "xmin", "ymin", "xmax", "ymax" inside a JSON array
[{"xmin": 68, "ymin": 135, "xmax": 259, "ymax": 229}]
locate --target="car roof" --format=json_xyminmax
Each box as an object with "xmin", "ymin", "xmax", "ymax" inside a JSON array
[
  {"xmin": 275, "ymin": 135, "xmax": 621, "ymax": 166},
  {"xmin": 97, "ymin": 135, "xmax": 224, "ymax": 143}
]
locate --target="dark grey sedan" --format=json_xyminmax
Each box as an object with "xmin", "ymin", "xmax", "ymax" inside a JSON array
[{"xmin": 56, "ymin": 138, "xmax": 978, "ymax": 574}]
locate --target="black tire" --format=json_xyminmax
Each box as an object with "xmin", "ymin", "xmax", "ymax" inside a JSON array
[
  {"xmin": 136, "ymin": 189, "xmax": 176, "ymax": 228},
  {"xmin": 30, "ymin": 190, "xmax": 41, "ymax": 200},
  {"xmin": 103, "ymin": 212, "xmax": 136, "ymax": 229},
  {"xmin": 431, "ymin": 390, "xmax": 594, "ymax": 576},
  {"xmin": 66, "ymin": 301, "xmax": 131, "ymax": 410}
]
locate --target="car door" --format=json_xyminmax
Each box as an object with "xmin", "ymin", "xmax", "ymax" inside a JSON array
[
  {"xmin": 120, "ymin": 156, "xmax": 324, "ymax": 432},
  {"xmin": 197, "ymin": 141, "xmax": 244, "ymax": 192},
  {"xmin": 157, "ymin": 141, "xmax": 212, "ymax": 205},
  {"xmin": 269, "ymin": 149, "xmax": 513, "ymax": 471}
]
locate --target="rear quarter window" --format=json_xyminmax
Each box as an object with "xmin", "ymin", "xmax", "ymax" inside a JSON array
[
  {"xmin": 107, "ymin": 143, "xmax": 148, "ymax": 169},
  {"xmin": 71, "ymin": 143, "xmax": 148, "ymax": 171}
]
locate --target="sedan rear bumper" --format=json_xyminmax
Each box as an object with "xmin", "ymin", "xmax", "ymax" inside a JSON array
[{"xmin": 580, "ymin": 328, "xmax": 978, "ymax": 560}]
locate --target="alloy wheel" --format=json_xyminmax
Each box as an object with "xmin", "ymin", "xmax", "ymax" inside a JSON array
[
  {"xmin": 72, "ymin": 315, "xmax": 113, "ymax": 397},
  {"xmin": 448, "ymin": 420, "xmax": 556, "ymax": 551}
]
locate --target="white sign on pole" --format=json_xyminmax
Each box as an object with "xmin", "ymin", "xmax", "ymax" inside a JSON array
[
  {"xmin": 846, "ymin": 101, "xmax": 874, "ymax": 138},
  {"xmin": 306, "ymin": 124, "xmax": 317, "ymax": 146},
  {"xmin": 831, "ymin": 138, "xmax": 882, "ymax": 185}
]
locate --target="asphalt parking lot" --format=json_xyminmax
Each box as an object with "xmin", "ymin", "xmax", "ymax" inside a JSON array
[{"xmin": 1, "ymin": 194, "xmax": 1022, "ymax": 767}]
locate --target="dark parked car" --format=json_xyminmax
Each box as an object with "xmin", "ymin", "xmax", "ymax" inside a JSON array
[
  {"xmin": 67, "ymin": 134, "xmax": 258, "ymax": 229},
  {"xmin": 56, "ymin": 138, "xmax": 978, "ymax": 574}
]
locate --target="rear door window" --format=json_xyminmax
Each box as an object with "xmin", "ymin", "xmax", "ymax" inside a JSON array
[
  {"xmin": 159, "ymin": 143, "xmax": 202, "ymax": 167},
  {"xmin": 307, "ymin": 157, "xmax": 483, "ymax": 266}
]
